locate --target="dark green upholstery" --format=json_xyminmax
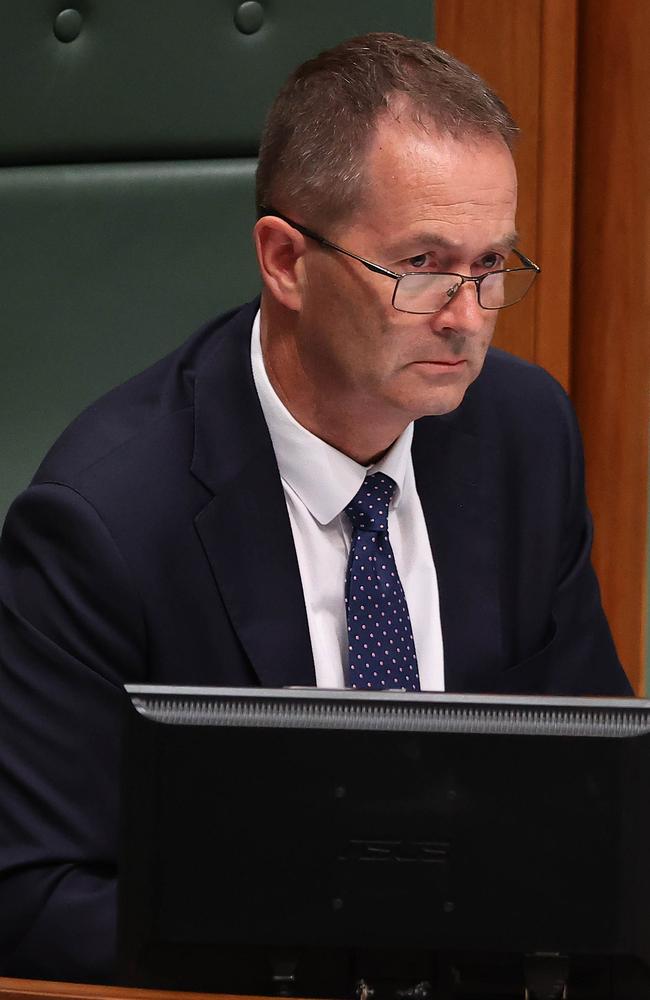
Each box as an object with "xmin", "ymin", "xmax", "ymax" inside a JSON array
[
  {"xmin": 0, "ymin": 1, "xmax": 434, "ymax": 523},
  {"xmin": 0, "ymin": 1, "xmax": 434, "ymax": 165},
  {"xmin": 0, "ymin": 161, "xmax": 259, "ymax": 517}
]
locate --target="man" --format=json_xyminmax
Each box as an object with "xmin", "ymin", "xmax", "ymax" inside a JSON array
[{"xmin": 0, "ymin": 33, "xmax": 630, "ymax": 983}]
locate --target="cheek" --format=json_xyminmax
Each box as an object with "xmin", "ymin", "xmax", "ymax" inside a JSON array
[
  {"xmin": 304, "ymin": 265, "xmax": 484, "ymax": 382},
  {"xmin": 482, "ymin": 311, "xmax": 499, "ymax": 343},
  {"xmin": 325, "ymin": 295, "xmax": 402, "ymax": 374}
]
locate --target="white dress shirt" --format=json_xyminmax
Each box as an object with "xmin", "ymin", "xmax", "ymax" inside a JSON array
[{"xmin": 251, "ymin": 311, "xmax": 445, "ymax": 691}]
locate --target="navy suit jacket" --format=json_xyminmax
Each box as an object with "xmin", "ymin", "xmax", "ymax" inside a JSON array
[{"xmin": 0, "ymin": 298, "xmax": 631, "ymax": 981}]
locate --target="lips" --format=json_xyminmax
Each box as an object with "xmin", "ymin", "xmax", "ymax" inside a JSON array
[{"xmin": 415, "ymin": 359, "xmax": 466, "ymax": 366}]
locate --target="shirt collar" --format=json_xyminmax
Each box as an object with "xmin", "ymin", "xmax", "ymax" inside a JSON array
[{"xmin": 251, "ymin": 310, "xmax": 413, "ymax": 526}]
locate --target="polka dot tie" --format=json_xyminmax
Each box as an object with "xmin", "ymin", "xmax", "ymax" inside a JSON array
[{"xmin": 343, "ymin": 472, "xmax": 420, "ymax": 691}]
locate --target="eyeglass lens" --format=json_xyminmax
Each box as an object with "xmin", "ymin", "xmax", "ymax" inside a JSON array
[{"xmin": 394, "ymin": 267, "xmax": 537, "ymax": 314}]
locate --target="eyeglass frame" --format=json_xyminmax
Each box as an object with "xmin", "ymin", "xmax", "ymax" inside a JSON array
[{"xmin": 258, "ymin": 206, "xmax": 540, "ymax": 314}]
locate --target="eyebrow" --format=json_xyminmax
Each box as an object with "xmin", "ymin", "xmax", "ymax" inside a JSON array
[{"xmin": 386, "ymin": 230, "xmax": 520, "ymax": 258}]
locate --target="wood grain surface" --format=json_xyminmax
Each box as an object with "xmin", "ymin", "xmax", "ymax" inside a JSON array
[
  {"xmin": 437, "ymin": 0, "xmax": 649, "ymax": 690},
  {"xmin": 0, "ymin": 978, "xmax": 267, "ymax": 1000},
  {"xmin": 571, "ymin": 0, "xmax": 649, "ymax": 688}
]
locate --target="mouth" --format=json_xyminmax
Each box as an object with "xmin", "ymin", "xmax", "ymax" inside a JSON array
[{"xmin": 412, "ymin": 359, "xmax": 467, "ymax": 370}]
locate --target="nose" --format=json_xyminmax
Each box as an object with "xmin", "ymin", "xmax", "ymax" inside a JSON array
[{"xmin": 430, "ymin": 277, "xmax": 486, "ymax": 336}]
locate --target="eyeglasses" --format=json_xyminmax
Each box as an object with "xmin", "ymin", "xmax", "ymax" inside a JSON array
[{"xmin": 260, "ymin": 207, "xmax": 540, "ymax": 315}]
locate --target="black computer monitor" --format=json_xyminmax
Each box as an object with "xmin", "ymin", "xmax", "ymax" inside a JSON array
[{"xmin": 117, "ymin": 687, "xmax": 650, "ymax": 998}]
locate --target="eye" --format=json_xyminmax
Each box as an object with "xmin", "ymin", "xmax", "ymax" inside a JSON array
[
  {"xmin": 406, "ymin": 254, "xmax": 429, "ymax": 270},
  {"xmin": 476, "ymin": 252, "xmax": 503, "ymax": 272}
]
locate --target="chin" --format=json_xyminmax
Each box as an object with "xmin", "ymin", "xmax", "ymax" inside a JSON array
[
  {"xmin": 425, "ymin": 396, "xmax": 467, "ymax": 417},
  {"xmin": 397, "ymin": 361, "xmax": 482, "ymax": 418},
  {"xmin": 409, "ymin": 383, "xmax": 472, "ymax": 418}
]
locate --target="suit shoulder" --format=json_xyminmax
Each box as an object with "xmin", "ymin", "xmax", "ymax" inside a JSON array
[
  {"xmin": 470, "ymin": 346, "xmax": 574, "ymax": 422},
  {"xmin": 33, "ymin": 300, "xmax": 257, "ymax": 489},
  {"xmin": 482, "ymin": 346, "xmax": 565, "ymax": 392},
  {"xmin": 446, "ymin": 347, "xmax": 582, "ymax": 469}
]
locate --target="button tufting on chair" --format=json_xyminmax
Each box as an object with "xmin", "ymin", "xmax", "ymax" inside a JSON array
[
  {"xmin": 53, "ymin": 8, "xmax": 83, "ymax": 43},
  {"xmin": 234, "ymin": 1, "xmax": 265, "ymax": 34}
]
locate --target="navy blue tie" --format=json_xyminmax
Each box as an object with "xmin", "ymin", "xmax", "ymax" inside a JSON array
[{"xmin": 344, "ymin": 472, "xmax": 420, "ymax": 691}]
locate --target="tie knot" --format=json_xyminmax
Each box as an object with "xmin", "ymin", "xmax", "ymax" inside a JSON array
[{"xmin": 345, "ymin": 472, "xmax": 396, "ymax": 533}]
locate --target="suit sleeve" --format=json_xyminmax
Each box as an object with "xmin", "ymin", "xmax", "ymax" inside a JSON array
[
  {"xmin": 552, "ymin": 389, "xmax": 633, "ymax": 695},
  {"xmin": 497, "ymin": 373, "xmax": 633, "ymax": 696},
  {"xmin": 0, "ymin": 482, "xmax": 147, "ymax": 981}
]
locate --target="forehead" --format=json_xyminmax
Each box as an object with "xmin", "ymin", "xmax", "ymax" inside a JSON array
[{"xmin": 343, "ymin": 116, "xmax": 518, "ymax": 250}]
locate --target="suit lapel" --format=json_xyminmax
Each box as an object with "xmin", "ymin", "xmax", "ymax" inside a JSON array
[
  {"xmin": 190, "ymin": 302, "xmax": 315, "ymax": 688},
  {"xmin": 413, "ymin": 412, "xmax": 504, "ymax": 692}
]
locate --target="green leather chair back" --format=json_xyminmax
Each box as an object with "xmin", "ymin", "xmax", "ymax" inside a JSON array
[{"xmin": 0, "ymin": 1, "xmax": 434, "ymax": 524}]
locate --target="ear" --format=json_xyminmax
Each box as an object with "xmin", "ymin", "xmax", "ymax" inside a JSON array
[{"xmin": 254, "ymin": 215, "xmax": 307, "ymax": 312}]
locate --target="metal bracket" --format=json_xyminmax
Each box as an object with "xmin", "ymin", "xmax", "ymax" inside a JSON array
[{"xmin": 524, "ymin": 953, "xmax": 569, "ymax": 999}]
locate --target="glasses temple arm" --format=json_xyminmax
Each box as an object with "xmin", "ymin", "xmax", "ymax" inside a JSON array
[{"xmin": 258, "ymin": 206, "xmax": 402, "ymax": 280}]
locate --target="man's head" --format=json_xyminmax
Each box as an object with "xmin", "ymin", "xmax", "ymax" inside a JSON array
[
  {"xmin": 254, "ymin": 34, "xmax": 526, "ymax": 463},
  {"xmin": 256, "ymin": 32, "xmax": 517, "ymax": 227}
]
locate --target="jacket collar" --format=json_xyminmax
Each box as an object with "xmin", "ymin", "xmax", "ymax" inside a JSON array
[{"xmin": 191, "ymin": 299, "xmax": 316, "ymax": 689}]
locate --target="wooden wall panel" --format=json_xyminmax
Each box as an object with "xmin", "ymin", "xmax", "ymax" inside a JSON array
[
  {"xmin": 437, "ymin": 0, "xmax": 648, "ymax": 689},
  {"xmin": 437, "ymin": 0, "xmax": 542, "ymax": 367},
  {"xmin": 437, "ymin": 0, "xmax": 576, "ymax": 387},
  {"xmin": 534, "ymin": 1, "xmax": 577, "ymax": 387},
  {"xmin": 571, "ymin": 0, "xmax": 650, "ymax": 689}
]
